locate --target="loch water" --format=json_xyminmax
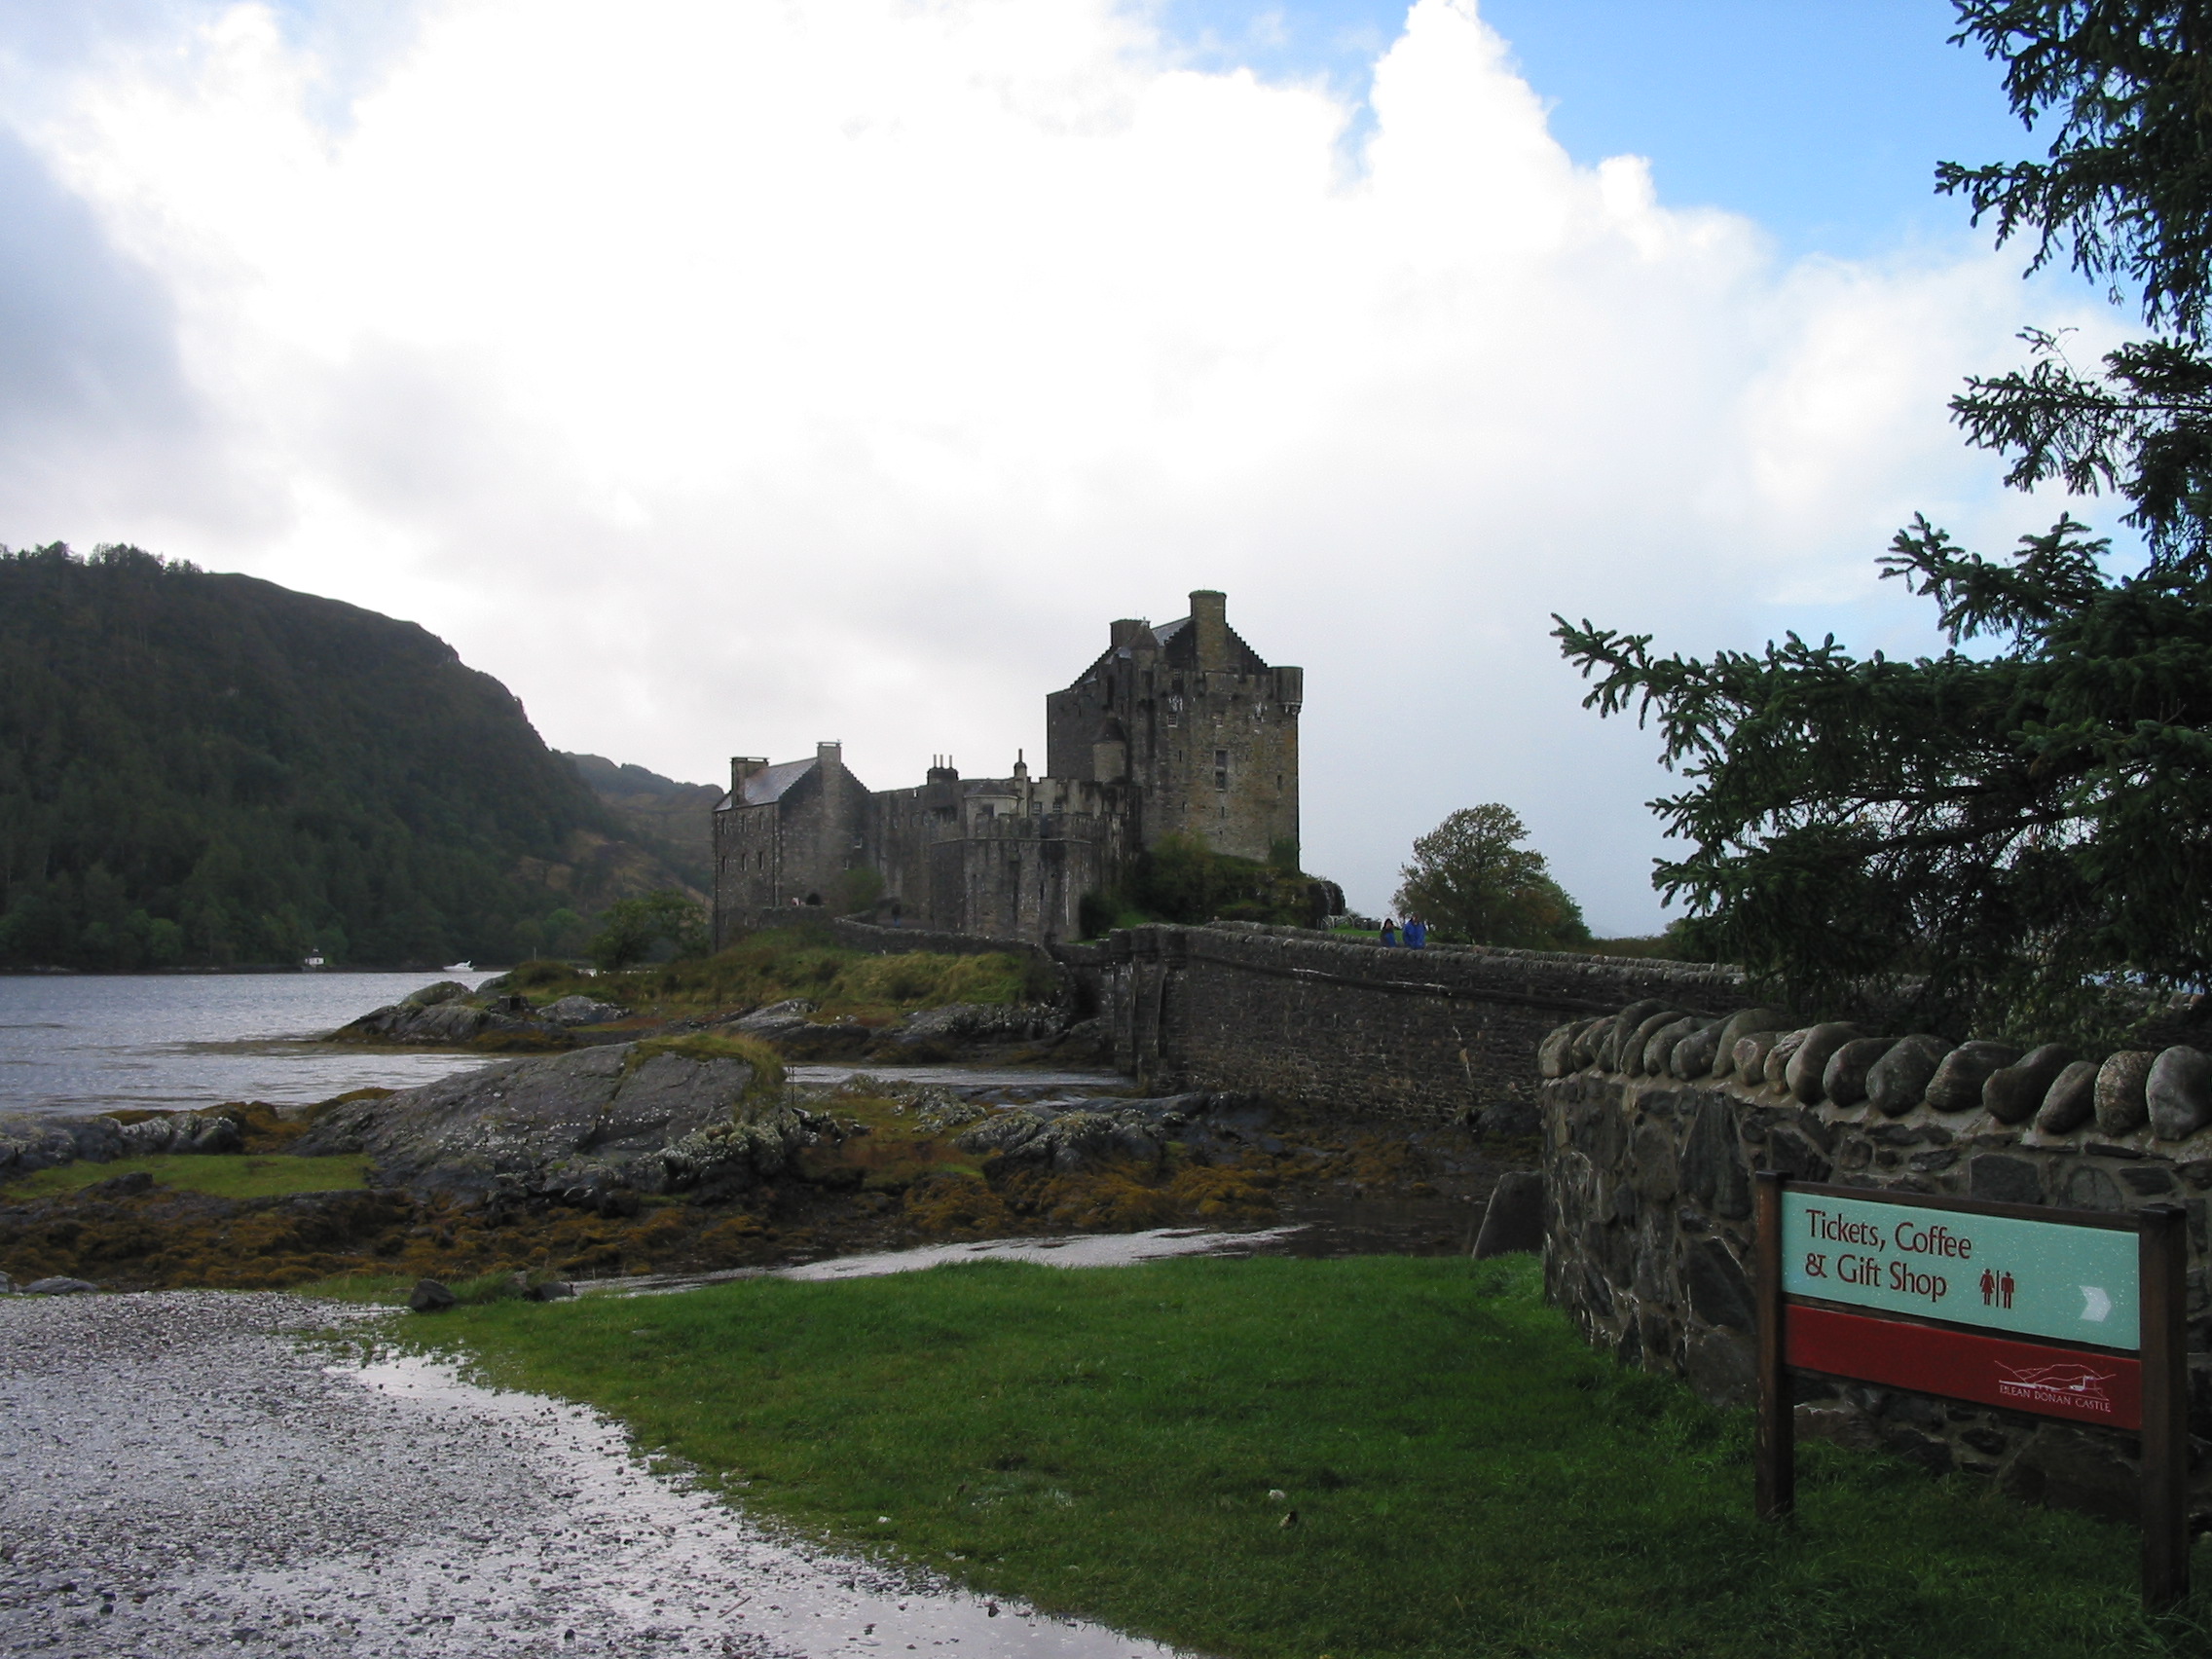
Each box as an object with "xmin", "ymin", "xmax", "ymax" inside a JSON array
[{"xmin": 0, "ymin": 971, "xmax": 501, "ymax": 1119}]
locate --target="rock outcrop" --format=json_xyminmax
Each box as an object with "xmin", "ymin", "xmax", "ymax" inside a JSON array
[
  {"xmin": 333, "ymin": 980, "xmax": 629, "ymax": 1048},
  {"xmin": 716, "ymin": 999, "xmax": 1068, "ymax": 1061},
  {"xmin": 884, "ymin": 1002, "xmax": 1065, "ymax": 1055},
  {"xmin": 0, "ymin": 1109, "xmax": 244, "ymax": 1178},
  {"xmin": 952, "ymin": 1090, "xmax": 1263, "ymax": 1173},
  {"xmin": 296, "ymin": 1042, "xmax": 809, "ymax": 1207},
  {"xmin": 329, "ymin": 977, "xmax": 1070, "ymax": 1062}
]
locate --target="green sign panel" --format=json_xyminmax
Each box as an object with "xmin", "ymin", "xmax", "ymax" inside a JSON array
[{"xmin": 1781, "ymin": 1190, "xmax": 2139, "ymax": 1349}]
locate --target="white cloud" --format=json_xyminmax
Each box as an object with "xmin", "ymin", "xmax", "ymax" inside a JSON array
[{"xmin": 0, "ymin": 0, "xmax": 2126, "ymax": 929}]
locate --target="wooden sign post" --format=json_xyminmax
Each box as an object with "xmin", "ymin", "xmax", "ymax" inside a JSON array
[{"xmin": 1753, "ymin": 1171, "xmax": 2191, "ymax": 1610}]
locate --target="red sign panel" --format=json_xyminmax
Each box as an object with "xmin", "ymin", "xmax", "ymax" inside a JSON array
[{"xmin": 1786, "ymin": 1304, "xmax": 2141, "ymax": 1429}]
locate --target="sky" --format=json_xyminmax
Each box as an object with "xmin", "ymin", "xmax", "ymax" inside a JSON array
[{"xmin": 0, "ymin": 0, "xmax": 2136, "ymax": 932}]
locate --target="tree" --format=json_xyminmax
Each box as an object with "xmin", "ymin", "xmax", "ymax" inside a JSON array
[
  {"xmin": 589, "ymin": 891, "xmax": 708, "ymax": 970},
  {"xmin": 832, "ymin": 865, "xmax": 886, "ymax": 916},
  {"xmin": 1393, "ymin": 805, "xmax": 1590, "ymax": 949},
  {"xmin": 543, "ymin": 907, "xmax": 588, "ymax": 957},
  {"xmin": 1554, "ymin": 2, "xmax": 2212, "ymax": 1041},
  {"xmin": 1079, "ymin": 834, "xmax": 1343, "ymax": 935}
]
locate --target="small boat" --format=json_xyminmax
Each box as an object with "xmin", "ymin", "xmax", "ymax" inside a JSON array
[{"xmin": 443, "ymin": 960, "xmax": 474, "ymax": 974}]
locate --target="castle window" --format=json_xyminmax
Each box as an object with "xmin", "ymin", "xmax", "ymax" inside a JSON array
[{"xmin": 1214, "ymin": 750, "xmax": 1229, "ymax": 791}]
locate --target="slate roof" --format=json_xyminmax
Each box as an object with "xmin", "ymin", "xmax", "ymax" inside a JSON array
[{"xmin": 716, "ymin": 756, "xmax": 818, "ymax": 811}]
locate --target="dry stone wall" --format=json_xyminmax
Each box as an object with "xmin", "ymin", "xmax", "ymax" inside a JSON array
[{"xmin": 1541, "ymin": 999, "xmax": 2212, "ymax": 1523}]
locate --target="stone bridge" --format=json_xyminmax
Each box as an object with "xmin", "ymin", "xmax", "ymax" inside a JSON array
[
  {"xmin": 1051, "ymin": 923, "xmax": 1745, "ymax": 1126},
  {"xmin": 736, "ymin": 911, "xmax": 1746, "ymax": 1126}
]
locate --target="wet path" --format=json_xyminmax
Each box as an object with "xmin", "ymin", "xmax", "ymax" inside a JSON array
[
  {"xmin": 593, "ymin": 1224, "xmax": 1305, "ymax": 1297},
  {"xmin": 0, "ymin": 1292, "xmax": 1188, "ymax": 1659}
]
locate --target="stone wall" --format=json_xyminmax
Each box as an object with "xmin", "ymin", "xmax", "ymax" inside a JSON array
[
  {"xmin": 1057, "ymin": 924, "xmax": 1748, "ymax": 1124},
  {"xmin": 1540, "ymin": 1002, "xmax": 2212, "ymax": 1522}
]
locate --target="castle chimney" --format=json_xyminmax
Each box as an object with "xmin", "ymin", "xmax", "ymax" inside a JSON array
[
  {"xmin": 730, "ymin": 756, "xmax": 768, "ymax": 796},
  {"xmin": 816, "ymin": 741, "xmax": 842, "ymax": 766},
  {"xmin": 1190, "ymin": 589, "xmax": 1228, "ymax": 669},
  {"xmin": 1109, "ymin": 617, "xmax": 1149, "ymax": 648},
  {"xmin": 1013, "ymin": 749, "xmax": 1029, "ymax": 781}
]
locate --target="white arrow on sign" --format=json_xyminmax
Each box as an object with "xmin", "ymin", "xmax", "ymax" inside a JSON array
[{"xmin": 2079, "ymin": 1285, "xmax": 2113, "ymax": 1322}]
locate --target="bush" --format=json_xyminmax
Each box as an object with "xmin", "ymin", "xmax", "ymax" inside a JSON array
[
  {"xmin": 589, "ymin": 891, "xmax": 709, "ymax": 971},
  {"xmin": 1083, "ymin": 834, "xmax": 1342, "ymax": 935},
  {"xmin": 505, "ymin": 958, "xmax": 580, "ymax": 987}
]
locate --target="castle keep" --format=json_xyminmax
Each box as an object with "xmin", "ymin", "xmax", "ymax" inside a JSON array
[{"xmin": 713, "ymin": 591, "xmax": 1302, "ymax": 945}]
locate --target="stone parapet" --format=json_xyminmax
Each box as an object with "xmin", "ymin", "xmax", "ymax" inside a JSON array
[
  {"xmin": 1073, "ymin": 924, "xmax": 1748, "ymax": 1123},
  {"xmin": 1540, "ymin": 1000, "xmax": 2212, "ymax": 1522}
]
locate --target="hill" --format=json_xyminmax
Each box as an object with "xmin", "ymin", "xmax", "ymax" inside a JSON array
[
  {"xmin": 0, "ymin": 543, "xmax": 690, "ymax": 969},
  {"xmin": 559, "ymin": 754, "xmax": 719, "ymax": 895}
]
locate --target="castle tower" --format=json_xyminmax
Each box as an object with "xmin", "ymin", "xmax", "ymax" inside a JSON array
[{"xmin": 1044, "ymin": 589, "xmax": 1301, "ymax": 864}]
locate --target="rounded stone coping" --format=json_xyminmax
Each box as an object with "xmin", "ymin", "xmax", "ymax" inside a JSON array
[{"xmin": 1543, "ymin": 1005, "xmax": 2212, "ymax": 1155}]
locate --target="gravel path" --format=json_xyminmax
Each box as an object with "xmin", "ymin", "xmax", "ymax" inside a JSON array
[{"xmin": 0, "ymin": 1292, "xmax": 1183, "ymax": 1659}]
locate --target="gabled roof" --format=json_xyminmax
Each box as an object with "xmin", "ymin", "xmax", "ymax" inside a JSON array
[
  {"xmin": 1057, "ymin": 612, "xmax": 1270, "ymax": 690},
  {"xmin": 718, "ymin": 756, "xmax": 819, "ymax": 811}
]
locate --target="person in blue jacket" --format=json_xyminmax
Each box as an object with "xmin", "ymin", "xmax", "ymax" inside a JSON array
[
  {"xmin": 1380, "ymin": 917, "xmax": 1400, "ymax": 946},
  {"xmin": 1404, "ymin": 915, "xmax": 1427, "ymax": 949}
]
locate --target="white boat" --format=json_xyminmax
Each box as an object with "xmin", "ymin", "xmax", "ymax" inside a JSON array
[{"xmin": 443, "ymin": 960, "xmax": 474, "ymax": 974}]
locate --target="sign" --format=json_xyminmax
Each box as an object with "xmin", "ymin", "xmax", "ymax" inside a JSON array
[
  {"xmin": 1753, "ymin": 1175, "xmax": 2189, "ymax": 1612},
  {"xmin": 1786, "ymin": 1305, "xmax": 2143, "ymax": 1429},
  {"xmin": 1780, "ymin": 1189, "xmax": 2139, "ymax": 1348}
]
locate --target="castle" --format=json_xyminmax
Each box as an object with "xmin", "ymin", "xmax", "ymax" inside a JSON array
[{"xmin": 713, "ymin": 590, "xmax": 1303, "ymax": 946}]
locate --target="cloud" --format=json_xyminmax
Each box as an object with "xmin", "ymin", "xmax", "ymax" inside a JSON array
[
  {"xmin": 0, "ymin": 0, "xmax": 2126, "ymax": 929},
  {"xmin": 0, "ymin": 120, "xmax": 226, "ymax": 533}
]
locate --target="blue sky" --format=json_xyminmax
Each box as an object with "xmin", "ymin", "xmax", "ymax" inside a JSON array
[{"xmin": 1160, "ymin": 1, "xmax": 2041, "ymax": 263}]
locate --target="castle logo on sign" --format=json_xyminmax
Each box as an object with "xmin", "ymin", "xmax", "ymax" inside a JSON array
[{"xmin": 1994, "ymin": 1360, "xmax": 2120, "ymax": 1418}]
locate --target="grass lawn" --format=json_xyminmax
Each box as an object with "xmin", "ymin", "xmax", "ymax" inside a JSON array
[
  {"xmin": 391, "ymin": 1253, "xmax": 2208, "ymax": 1658},
  {"xmin": 2, "ymin": 1152, "xmax": 371, "ymax": 1201}
]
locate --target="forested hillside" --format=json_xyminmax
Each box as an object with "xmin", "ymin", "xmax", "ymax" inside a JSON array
[
  {"xmin": 0, "ymin": 543, "xmax": 684, "ymax": 969},
  {"xmin": 560, "ymin": 753, "xmax": 719, "ymax": 896}
]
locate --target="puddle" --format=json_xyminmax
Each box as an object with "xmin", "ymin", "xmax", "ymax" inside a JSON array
[
  {"xmin": 776, "ymin": 1226, "xmax": 1303, "ymax": 1279},
  {"xmin": 581, "ymin": 1224, "xmax": 1305, "ymax": 1298},
  {"xmin": 337, "ymin": 1349, "xmax": 1197, "ymax": 1658}
]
